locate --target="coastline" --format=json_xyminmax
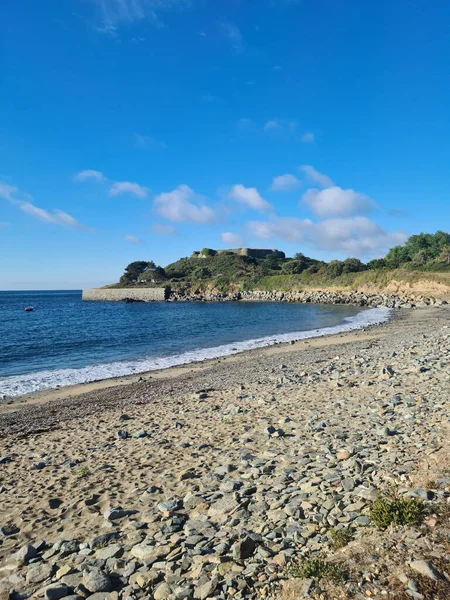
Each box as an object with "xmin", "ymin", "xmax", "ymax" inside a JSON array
[
  {"xmin": 1, "ymin": 305, "xmax": 450, "ymax": 599},
  {"xmin": 1, "ymin": 304, "xmax": 396, "ymax": 413}
]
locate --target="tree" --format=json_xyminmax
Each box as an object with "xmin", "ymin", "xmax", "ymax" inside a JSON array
[
  {"xmin": 293, "ymin": 252, "xmax": 305, "ymax": 260},
  {"xmin": 438, "ymin": 245, "xmax": 450, "ymax": 265},
  {"xmin": 283, "ymin": 255, "xmax": 309, "ymax": 274},
  {"xmin": 411, "ymin": 250, "xmax": 429, "ymax": 266},
  {"xmin": 264, "ymin": 254, "xmax": 282, "ymax": 270},
  {"xmin": 121, "ymin": 261, "xmax": 151, "ymax": 284},
  {"xmin": 326, "ymin": 260, "xmax": 344, "ymax": 278},
  {"xmin": 342, "ymin": 258, "xmax": 366, "ymax": 273},
  {"xmin": 367, "ymin": 258, "xmax": 386, "ymax": 270}
]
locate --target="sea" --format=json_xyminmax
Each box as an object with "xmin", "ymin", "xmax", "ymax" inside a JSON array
[{"xmin": 0, "ymin": 290, "xmax": 391, "ymax": 398}]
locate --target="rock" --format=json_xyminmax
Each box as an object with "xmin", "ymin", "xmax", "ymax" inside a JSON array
[
  {"xmin": 0, "ymin": 524, "xmax": 19, "ymax": 536},
  {"xmin": 153, "ymin": 583, "xmax": 172, "ymax": 600},
  {"xmin": 33, "ymin": 461, "xmax": 47, "ymax": 470},
  {"xmin": 194, "ymin": 577, "xmax": 218, "ymax": 599},
  {"xmin": 95, "ymin": 544, "xmax": 123, "ymax": 560},
  {"xmin": 16, "ymin": 544, "xmax": 37, "ymax": 564},
  {"xmin": 83, "ymin": 568, "xmax": 112, "ymax": 593},
  {"xmin": 232, "ymin": 536, "xmax": 256, "ymax": 560},
  {"xmin": 130, "ymin": 542, "xmax": 171, "ymax": 562},
  {"xmin": 103, "ymin": 507, "xmax": 137, "ymax": 521},
  {"xmin": 44, "ymin": 584, "xmax": 73, "ymax": 600},
  {"xmin": 336, "ymin": 450, "xmax": 351, "ymax": 461},
  {"xmin": 157, "ymin": 499, "xmax": 180, "ymax": 513},
  {"xmin": 26, "ymin": 562, "xmax": 54, "ymax": 584},
  {"xmin": 117, "ymin": 430, "xmax": 129, "ymax": 439},
  {"xmin": 409, "ymin": 560, "xmax": 441, "ymax": 581}
]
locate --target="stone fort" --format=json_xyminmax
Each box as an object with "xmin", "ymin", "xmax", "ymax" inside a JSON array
[{"xmin": 192, "ymin": 248, "xmax": 285, "ymax": 259}]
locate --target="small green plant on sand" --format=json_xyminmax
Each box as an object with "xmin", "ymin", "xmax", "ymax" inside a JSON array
[
  {"xmin": 76, "ymin": 466, "xmax": 90, "ymax": 478},
  {"xmin": 369, "ymin": 489, "xmax": 426, "ymax": 528},
  {"xmin": 288, "ymin": 555, "xmax": 348, "ymax": 583},
  {"xmin": 329, "ymin": 527, "xmax": 354, "ymax": 550}
]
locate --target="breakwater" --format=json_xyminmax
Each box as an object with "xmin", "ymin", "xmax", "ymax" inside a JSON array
[
  {"xmin": 169, "ymin": 288, "xmax": 447, "ymax": 308},
  {"xmin": 82, "ymin": 287, "xmax": 169, "ymax": 302}
]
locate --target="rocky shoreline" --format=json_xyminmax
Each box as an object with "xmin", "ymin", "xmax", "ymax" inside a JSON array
[
  {"xmin": 1, "ymin": 307, "xmax": 450, "ymax": 600},
  {"xmin": 168, "ymin": 289, "xmax": 447, "ymax": 309}
]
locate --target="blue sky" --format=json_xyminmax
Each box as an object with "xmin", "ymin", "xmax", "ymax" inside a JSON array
[{"xmin": 1, "ymin": 0, "xmax": 450, "ymax": 289}]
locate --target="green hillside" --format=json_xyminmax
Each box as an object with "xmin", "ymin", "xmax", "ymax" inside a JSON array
[{"xmin": 112, "ymin": 231, "xmax": 450, "ymax": 293}]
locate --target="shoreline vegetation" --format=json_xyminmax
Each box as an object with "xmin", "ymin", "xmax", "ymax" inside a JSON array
[
  {"xmin": 1, "ymin": 307, "xmax": 450, "ymax": 599},
  {"xmin": 105, "ymin": 231, "xmax": 450, "ymax": 298},
  {"xmin": 87, "ymin": 231, "xmax": 450, "ymax": 308}
]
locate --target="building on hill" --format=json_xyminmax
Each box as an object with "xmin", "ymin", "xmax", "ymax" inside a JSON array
[{"xmin": 192, "ymin": 248, "xmax": 286, "ymax": 259}]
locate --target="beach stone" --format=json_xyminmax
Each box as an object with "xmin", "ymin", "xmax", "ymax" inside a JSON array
[
  {"xmin": 103, "ymin": 507, "xmax": 136, "ymax": 521},
  {"xmin": 95, "ymin": 544, "xmax": 123, "ymax": 559},
  {"xmin": 233, "ymin": 536, "xmax": 256, "ymax": 560},
  {"xmin": 117, "ymin": 430, "xmax": 129, "ymax": 439},
  {"xmin": 16, "ymin": 544, "xmax": 37, "ymax": 564},
  {"xmin": 157, "ymin": 499, "xmax": 180, "ymax": 513},
  {"xmin": 409, "ymin": 560, "xmax": 441, "ymax": 581},
  {"xmin": 194, "ymin": 577, "xmax": 218, "ymax": 599},
  {"xmin": 153, "ymin": 582, "xmax": 172, "ymax": 599},
  {"xmin": 83, "ymin": 568, "xmax": 112, "ymax": 593},
  {"xmin": 44, "ymin": 584, "xmax": 73, "ymax": 600},
  {"xmin": 0, "ymin": 524, "xmax": 19, "ymax": 536},
  {"xmin": 26, "ymin": 562, "xmax": 54, "ymax": 584}
]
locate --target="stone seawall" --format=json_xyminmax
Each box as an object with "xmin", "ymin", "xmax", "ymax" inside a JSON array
[
  {"xmin": 169, "ymin": 288, "xmax": 447, "ymax": 308},
  {"xmin": 82, "ymin": 287, "xmax": 169, "ymax": 302}
]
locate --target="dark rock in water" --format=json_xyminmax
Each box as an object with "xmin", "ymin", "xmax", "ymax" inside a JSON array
[{"xmin": 122, "ymin": 297, "xmax": 144, "ymax": 303}]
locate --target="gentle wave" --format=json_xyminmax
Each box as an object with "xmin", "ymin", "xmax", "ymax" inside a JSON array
[{"xmin": 0, "ymin": 307, "xmax": 391, "ymax": 399}]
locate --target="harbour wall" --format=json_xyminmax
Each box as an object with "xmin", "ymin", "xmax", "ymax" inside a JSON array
[{"xmin": 82, "ymin": 287, "xmax": 169, "ymax": 302}]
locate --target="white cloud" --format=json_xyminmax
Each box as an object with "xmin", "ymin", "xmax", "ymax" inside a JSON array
[
  {"xmin": 236, "ymin": 118, "xmax": 256, "ymax": 132},
  {"xmin": 153, "ymin": 184, "xmax": 217, "ymax": 224},
  {"xmin": 221, "ymin": 232, "xmax": 245, "ymax": 246},
  {"xmin": 299, "ymin": 165, "xmax": 334, "ymax": 188},
  {"xmin": 109, "ymin": 181, "xmax": 149, "ymax": 198},
  {"xmin": 73, "ymin": 170, "xmax": 106, "ymax": 183},
  {"xmin": 0, "ymin": 183, "xmax": 18, "ymax": 202},
  {"xmin": 302, "ymin": 186, "xmax": 376, "ymax": 218},
  {"xmin": 133, "ymin": 133, "xmax": 167, "ymax": 149},
  {"xmin": 270, "ymin": 174, "xmax": 300, "ymax": 192},
  {"xmin": 247, "ymin": 215, "xmax": 407, "ymax": 258},
  {"xmin": 229, "ymin": 184, "xmax": 273, "ymax": 212},
  {"xmin": 19, "ymin": 202, "xmax": 91, "ymax": 230},
  {"xmin": 221, "ymin": 21, "xmax": 244, "ymax": 53},
  {"xmin": 1, "ymin": 180, "xmax": 91, "ymax": 230},
  {"xmin": 264, "ymin": 119, "xmax": 297, "ymax": 134},
  {"xmin": 92, "ymin": 0, "xmax": 194, "ymax": 28},
  {"xmin": 124, "ymin": 234, "xmax": 141, "ymax": 244},
  {"xmin": 301, "ymin": 132, "xmax": 315, "ymax": 143},
  {"xmin": 152, "ymin": 222, "xmax": 177, "ymax": 235}
]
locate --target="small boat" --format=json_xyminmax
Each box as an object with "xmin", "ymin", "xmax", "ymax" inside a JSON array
[{"xmin": 24, "ymin": 306, "xmax": 34, "ymax": 312}]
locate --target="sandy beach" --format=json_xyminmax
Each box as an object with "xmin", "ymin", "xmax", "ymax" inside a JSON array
[{"xmin": 1, "ymin": 306, "xmax": 450, "ymax": 600}]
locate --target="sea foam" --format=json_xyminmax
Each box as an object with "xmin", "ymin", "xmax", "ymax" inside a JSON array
[{"xmin": 0, "ymin": 306, "xmax": 391, "ymax": 399}]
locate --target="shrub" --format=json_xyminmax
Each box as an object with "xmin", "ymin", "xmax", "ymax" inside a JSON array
[
  {"xmin": 369, "ymin": 490, "xmax": 426, "ymax": 528},
  {"xmin": 289, "ymin": 555, "xmax": 348, "ymax": 583},
  {"xmin": 329, "ymin": 527, "xmax": 354, "ymax": 550}
]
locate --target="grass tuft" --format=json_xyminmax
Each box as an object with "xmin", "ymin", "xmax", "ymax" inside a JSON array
[
  {"xmin": 75, "ymin": 466, "xmax": 90, "ymax": 478},
  {"xmin": 329, "ymin": 527, "xmax": 355, "ymax": 550},
  {"xmin": 288, "ymin": 555, "xmax": 348, "ymax": 583}
]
